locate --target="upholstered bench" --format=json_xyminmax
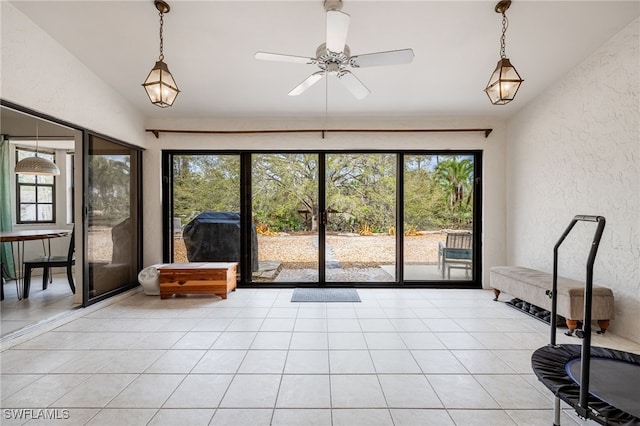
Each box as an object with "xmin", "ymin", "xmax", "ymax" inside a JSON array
[{"xmin": 490, "ymin": 266, "xmax": 614, "ymax": 335}]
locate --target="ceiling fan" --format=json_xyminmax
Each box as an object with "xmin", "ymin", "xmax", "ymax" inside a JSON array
[{"xmin": 255, "ymin": 0, "xmax": 414, "ymax": 100}]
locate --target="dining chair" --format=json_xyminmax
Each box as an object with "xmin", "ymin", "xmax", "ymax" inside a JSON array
[{"xmin": 22, "ymin": 229, "xmax": 75, "ymax": 299}]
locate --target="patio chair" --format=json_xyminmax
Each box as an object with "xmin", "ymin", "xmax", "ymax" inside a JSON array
[
  {"xmin": 22, "ymin": 229, "xmax": 75, "ymax": 298},
  {"xmin": 438, "ymin": 231, "xmax": 472, "ymax": 278}
]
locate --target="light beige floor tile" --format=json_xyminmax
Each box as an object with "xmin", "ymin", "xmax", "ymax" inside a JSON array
[
  {"xmin": 399, "ymin": 332, "xmax": 447, "ymax": 350},
  {"xmin": 506, "ymin": 409, "xmax": 581, "ymax": 426},
  {"xmin": 294, "ymin": 318, "xmax": 328, "ymax": 332},
  {"xmin": 51, "ymin": 374, "xmax": 137, "ymax": 408},
  {"xmin": 411, "ymin": 350, "xmax": 468, "ymax": 374},
  {"xmin": 423, "ymin": 319, "xmax": 465, "ymax": 332},
  {"xmin": 284, "ymin": 350, "xmax": 329, "ymax": 374},
  {"xmin": 209, "ymin": 408, "xmax": 272, "ymax": 425},
  {"xmin": 364, "ymin": 332, "xmax": 407, "ymax": 349},
  {"xmin": 226, "ymin": 318, "xmax": 264, "ymax": 332},
  {"xmin": 0, "ymin": 374, "xmax": 42, "ymax": 399},
  {"xmin": 98, "ymin": 350, "xmax": 165, "ymax": 374},
  {"xmin": 107, "ymin": 374, "xmax": 184, "ymax": 408},
  {"xmin": 267, "ymin": 307, "xmax": 299, "ymax": 318},
  {"xmin": 379, "ymin": 374, "xmax": 443, "ymax": 408},
  {"xmin": 327, "ymin": 318, "xmax": 361, "ymax": 332},
  {"xmin": 250, "ymin": 332, "xmax": 292, "ymax": 349},
  {"xmin": 332, "ymin": 408, "xmax": 394, "ymax": 425},
  {"xmin": 358, "ymin": 319, "xmax": 396, "ymax": 332},
  {"xmin": 84, "ymin": 408, "xmax": 156, "ymax": 426},
  {"xmin": 448, "ymin": 409, "xmax": 517, "ymax": 425},
  {"xmin": 389, "ymin": 318, "xmax": 429, "ymax": 332},
  {"xmin": 370, "ymin": 350, "xmax": 421, "ymax": 374},
  {"xmin": 390, "ymin": 408, "xmax": 455, "ymax": 426},
  {"xmin": 427, "ymin": 375, "xmax": 500, "ymax": 409},
  {"xmin": 493, "ymin": 349, "xmax": 537, "ymax": 374},
  {"xmin": 469, "ymin": 332, "xmax": 526, "ymax": 350},
  {"xmin": 237, "ymin": 350, "xmax": 287, "ymax": 374},
  {"xmin": 192, "ymin": 350, "xmax": 246, "ymax": 374},
  {"xmin": 190, "ymin": 318, "xmax": 234, "ymax": 331},
  {"xmin": 329, "ymin": 350, "xmax": 375, "ymax": 374},
  {"xmin": 219, "ymin": 375, "xmax": 281, "ymax": 408},
  {"xmin": 133, "ymin": 332, "xmax": 187, "ymax": 349},
  {"xmin": 474, "ymin": 375, "xmax": 552, "ymax": 409},
  {"xmin": 22, "ymin": 408, "xmax": 99, "ymax": 426},
  {"xmin": 145, "ymin": 350, "xmax": 205, "ymax": 373},
  {"xmin": 451, "ymin": 349, "xmax": 516, "ymax": 374},
  {"xmin": 330, "ymin": 375, "xmax": 387, "ymax": 408},
  {"xmin": 435, "ymin": 332, "xmax": 485, "ymax": 349},
  {"xmin": 276, "ymin": 375, "xmax": 330, "ymax": 408},
  {"xmin": 147, "ymin": 408, "xmax": 214, "ymax": 425},
  {"xmin": 171, "ymin": 332, "xmax": 221, "ymax": 349},
  {"xmin": 163, "ymin": 374, "xmax": 232, "ymax": 408},
  {"xmin": 289, "ymin": 332, "xmax": 328, "ymax": 350},
  {"xmin": 2, "ymin": 374, "xmax": 89, "ymax": 408},
  {"xmin": 259, "ymin": 318, "xmax": 296, "ymax": 332},
  {"xmin": 211, "ymin": 332, "xmax": 257, "ymax": 349},
  {"xmin": 271, "ymin": 408, "xmax": 332, "ymax": 425},
  {"xmin": 328, "ymin": 333, "xmax": 367, "ymax": 349}
]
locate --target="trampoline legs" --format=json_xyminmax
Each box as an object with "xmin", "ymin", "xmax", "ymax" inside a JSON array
[{"xmin": 554, "ymin": 396, "xmax": 561, "ymax": 425}]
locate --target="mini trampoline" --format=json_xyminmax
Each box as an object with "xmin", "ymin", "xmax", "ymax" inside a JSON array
[{"xmin": 530, "ymin": 215, "xmax": 640, "ymax": 425}]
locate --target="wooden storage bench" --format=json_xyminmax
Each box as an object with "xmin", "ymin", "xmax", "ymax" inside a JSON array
[
  {"xmin": 158, "ymin": 262, "xmax": 237, "ymax": 299},
  {"xmin": 490, "ymin": 266, "xmax": 614, "ymax": 335}
]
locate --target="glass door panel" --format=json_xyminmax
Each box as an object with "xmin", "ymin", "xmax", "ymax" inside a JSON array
[
  {"xmin": 251, "ymin": 153, "xmax": 319, "ymax": 283},
  {"xmin": 170, "ymin": 154, "xmax": 242, "ymax": 268},
  {"xmin": 86, "ymin": 135, "xmax": 140, "ymax": 300},
  {"xmin": 325, "ymin": 153, "xmax": 396, "ymax": 283},
  {"xmin": 403, "ymin": 154, "xmax": 474, "ymax": 281}
]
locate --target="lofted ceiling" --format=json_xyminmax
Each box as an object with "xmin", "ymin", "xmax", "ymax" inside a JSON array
[{"xmin": 8, "ymin": 1, "xmax": 640, "ymax": 120}]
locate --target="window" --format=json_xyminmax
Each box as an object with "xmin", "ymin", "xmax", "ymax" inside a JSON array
[{"xmin": 16, "ymin": 147, "xmax": 56, "ymax": 223}]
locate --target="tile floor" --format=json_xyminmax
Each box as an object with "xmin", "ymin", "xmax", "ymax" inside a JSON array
[
  {"xmin": 1, "ymin": 277, "xmax": 77, "ymax": 337},
  {"xmin": 1, "ymin": 286, "xmax": 639, "ymax": 426}
]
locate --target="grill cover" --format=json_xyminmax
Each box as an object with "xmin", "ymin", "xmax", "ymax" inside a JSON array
[{"xmin": 183, "ymin": 212, "xmax": 258, "ymax": 271}]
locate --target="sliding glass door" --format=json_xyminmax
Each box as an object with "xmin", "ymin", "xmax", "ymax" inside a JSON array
[
  {"xmin": 163, "ymin": 150, "xmax": 481, "ymax": 287},
  {"xmin": 85, "ymin": 134, "xmax": 141, "ymax": 302}
]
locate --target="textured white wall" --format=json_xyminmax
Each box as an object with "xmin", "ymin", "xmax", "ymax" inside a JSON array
[
  {"xmin": 0, "ymin": 2, "xmax": 146, "ymax": 147},
  {"xmin": 142, "ymin": 116, "xmax": 508, "ymax": 288},
  {"xmin": 507, "ymin": 18, "xmax": 640, "ymax": 342}
]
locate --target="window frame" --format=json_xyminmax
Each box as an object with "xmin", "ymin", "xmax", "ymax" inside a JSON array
[{"xmin": 15, "ymin": 146, "xmax": 57, "ymax": 224}]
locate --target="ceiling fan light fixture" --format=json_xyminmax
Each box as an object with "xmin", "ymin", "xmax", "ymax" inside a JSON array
[
  {"xmin": 142, "ymin": 0, "xmax": 180, "ymax": 108},
  {"xmin": 484, "ymin": 0, "xmax": 523, "ymax": 105}
]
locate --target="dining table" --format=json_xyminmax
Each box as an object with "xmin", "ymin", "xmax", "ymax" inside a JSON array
[{"xmin": 1, "ymin": 229, "xmax": 72, "ymax": 300}]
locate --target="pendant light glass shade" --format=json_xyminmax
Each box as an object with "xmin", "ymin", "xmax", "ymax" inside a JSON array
[
  {"xmin": 484, "ymin": 57, "xmax": 523, "ymax": 105},
  {"xmin": 484, "ymin": 0, "xmax": 523, "ymax": 105},
  {"xmin": 142, "ymin": 0, "xmax": 179, "ymax": 108},
  {"xmin": 15, "ymin": 155, "xmax": 60, "ymax": 176},
  {"xmin": 142, "ymin": 59, "xmax": 180, "ymax": 107}
]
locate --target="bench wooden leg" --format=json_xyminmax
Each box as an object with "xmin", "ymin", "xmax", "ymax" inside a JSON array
[
  {"xmin": 597, "ymin": 319, "xmax": 610, "ymax": 334},
  {"xmin": 565, "ymin": 319, "xmax": 579, "ymax": 336},
  {"xmin": 492, "ymin": 289, "xmax": 500, "ymax": 301}
]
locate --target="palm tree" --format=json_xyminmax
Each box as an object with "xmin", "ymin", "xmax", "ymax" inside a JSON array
[{"xmin": 434, "ymin": 158, "xmax": 474, "ymax": 227}]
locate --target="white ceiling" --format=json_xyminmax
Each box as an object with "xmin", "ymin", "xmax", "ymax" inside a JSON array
[{"xmin": 9, "ymin": 1, "xmax": 640, "ymax": 120}]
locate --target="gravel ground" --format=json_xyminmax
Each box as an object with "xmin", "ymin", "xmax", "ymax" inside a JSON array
[{"xmin": 173, "ymin": 232, "xmax": 445, "ymax": 266}]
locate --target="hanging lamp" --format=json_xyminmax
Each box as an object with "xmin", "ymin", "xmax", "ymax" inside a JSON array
[
  {"xmin": 142, "ymin": 0, "xmax": 180, "ymax": 107},
  {"xmin": 484, "ymin": 0, "xmax": 523, "ymax": 105},
  {"xmin": 15, "ymin": 121, "xmax": 60, "ymax": 176}
]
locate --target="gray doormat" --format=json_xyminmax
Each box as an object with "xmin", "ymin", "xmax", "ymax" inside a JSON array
[{"xmin": 291, "ymin": 288, "xmax": 361, "ymax": 303}]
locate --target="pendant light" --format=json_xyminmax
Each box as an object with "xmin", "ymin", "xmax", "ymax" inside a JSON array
[
  {"xmin": 15, "ymin": 121, "xmax": 60, "ymax": 176},
  {"xmin": 142, "ymin": 0, "xmax": 180, "ymax": 108},
  {"xmin": 484, "ymin": 0, "xmax": 523, "ymax": 105}
]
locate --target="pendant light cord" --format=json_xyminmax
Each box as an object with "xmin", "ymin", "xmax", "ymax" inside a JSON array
[
  {"xmin": 500, "ymin": 12, "xmax": 508, "ymax": 58},
  {"xmin": 158, "ymin": 10, "xmax": 165, "ymax": 61}
]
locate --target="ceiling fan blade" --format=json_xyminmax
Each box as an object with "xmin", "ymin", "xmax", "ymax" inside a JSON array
[
  {"xmin": 350, "ymin": 49, "xmax": 415, "ymax": 68},
  {"xmin": 288, "ymin": 71, "xmax": 325, "ymax": 96},
  {"xmin": 326, "ymin": 10, "xmax": 350, "ymax": 53},
  {"xmin": 255, "ymin": 52, "xmax": 316, "ymax": 65},
  {"xmin": 337, "ymin": 70, "xmax": 370, "ymax": 100}
]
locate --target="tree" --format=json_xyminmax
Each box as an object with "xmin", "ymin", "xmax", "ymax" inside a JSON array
[{"xmin": 434, "ymin": 157, "xmax": 474, "ymax": 227}]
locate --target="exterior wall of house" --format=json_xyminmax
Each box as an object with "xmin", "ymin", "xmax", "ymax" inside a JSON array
[
  {"xmin": 141, "ymin": 116, "xmax": 508, "ymax": 288},
  {"xmin": 507, "ymin": 18, "xmax": 640, "ymax": 342}
]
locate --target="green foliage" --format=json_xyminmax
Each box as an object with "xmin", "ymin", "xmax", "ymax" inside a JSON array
[
  {"xmin": 88, "ymin": 155, "xmax": 131, "ymax": 223},
  {"xmin": 171, "ymin": 153, "xmax": 474, "ymax": 234}
]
